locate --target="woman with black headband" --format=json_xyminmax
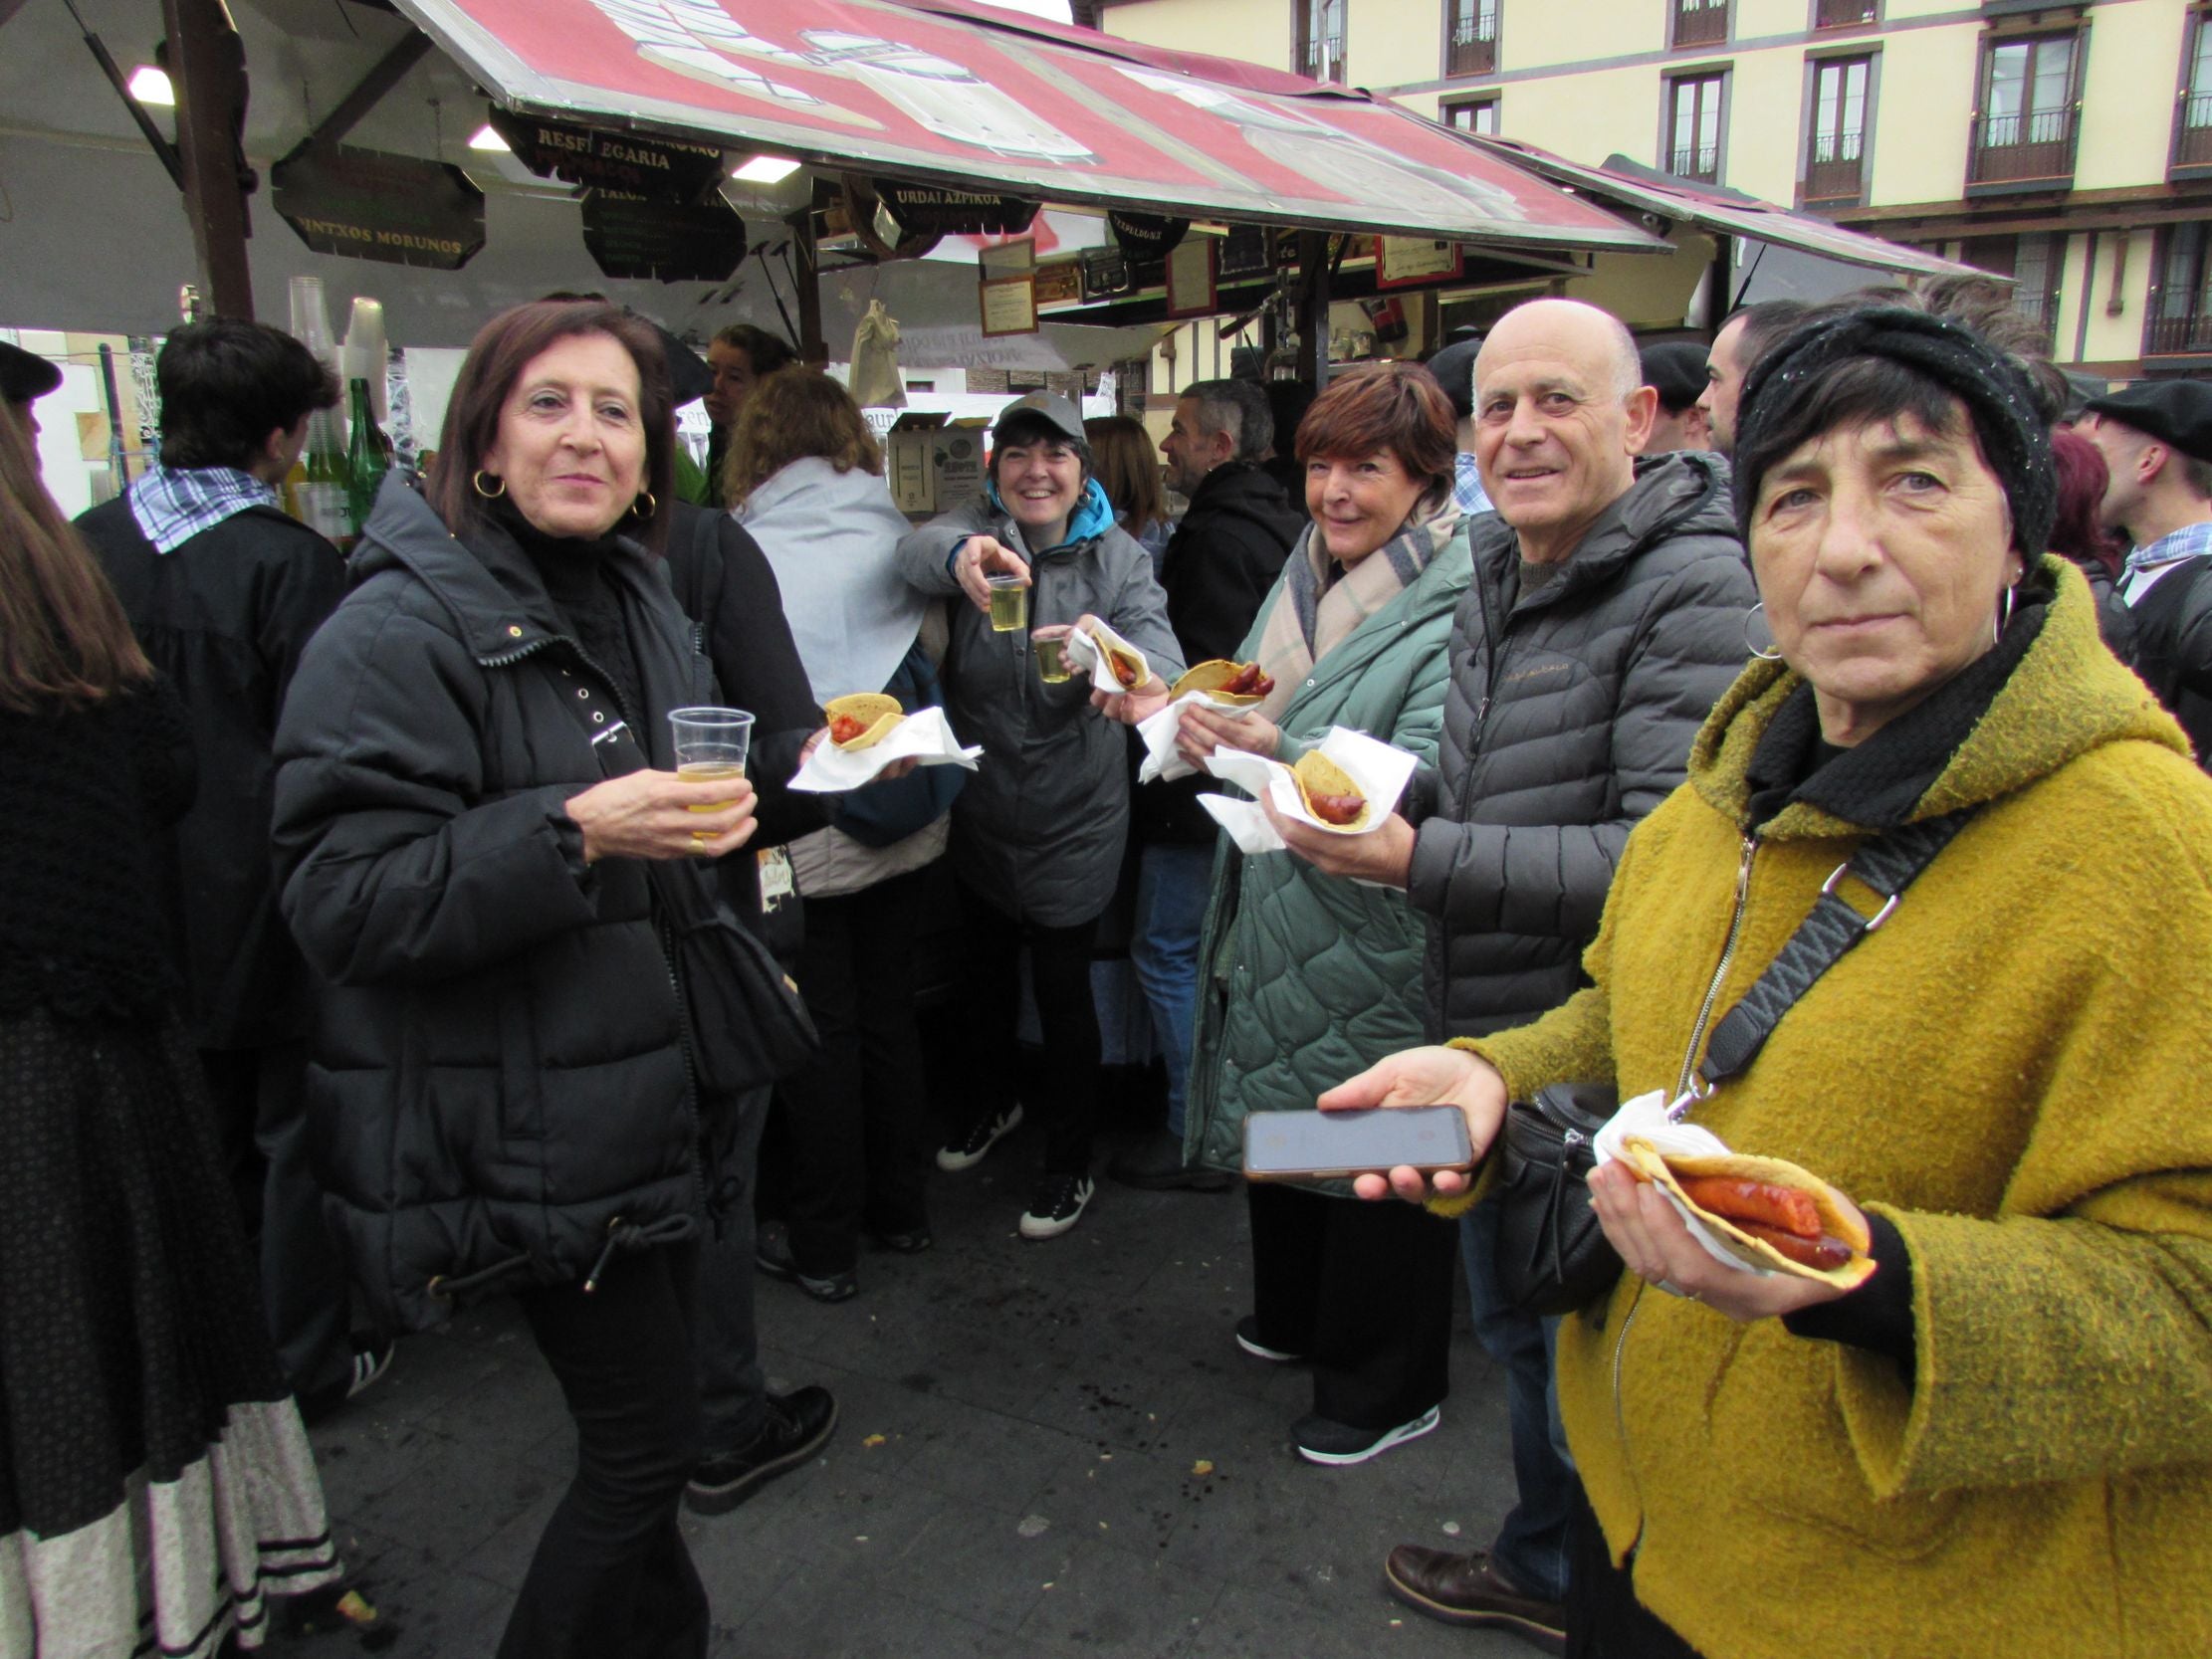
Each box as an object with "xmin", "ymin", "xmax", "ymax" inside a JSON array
[{"xmin": 1325, "ymin": 308, "xmax": 2212, "ymax": 1656}]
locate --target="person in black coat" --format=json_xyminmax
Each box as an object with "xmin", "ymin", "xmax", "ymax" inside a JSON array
[
  {"xmin": 275, "ymin": 300, "xmax": 757, "ymax": 1659},
  {"xmin": 1110, "ymin": 378, "xmax": 1302, "ymax": 1191},
  {"xmin": 74, "ymin": 318, "xmax": 377, "ymax": 1419}
]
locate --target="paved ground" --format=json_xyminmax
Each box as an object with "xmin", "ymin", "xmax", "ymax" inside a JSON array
[{"xmin": 306, "ymin": 1116, "xmax": 1535, "ymax": 1658}]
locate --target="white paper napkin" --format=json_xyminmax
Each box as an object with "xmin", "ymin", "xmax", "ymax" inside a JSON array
[
  {"xmin": 787, "ymin": 705, "xmax": 982, "ymax": 794},
  {"xmin": 1063, "ymin": 619, "xmax": 1151, "ymax": 697},
  {"xmin": 1195, "ymin": 726, "xmax": 1420, "ymax": 855},
  {"xmin": 1591, "ymin": 1090, "xmax": 1773, "ymax": 1277},
  {"xmin": 1136, "ymin": 690, "xmax": 1258, "ymax": 784}
]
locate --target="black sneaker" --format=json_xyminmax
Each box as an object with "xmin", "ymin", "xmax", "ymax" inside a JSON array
[
  {"xmin": 866, "ymin": 1227, "xmax": 934, "ymax": 1255},
  {"xmin": 756, "ymin": 1223, "xmax": 857, "ymax": 1303},
  {"xmin": 1107, "ymin": 1128, "xmax": 1230, "ymax": 1192},
  {"xmin": 299, "ymin": 1337, "xmax": 395, "ymax": 1426},
  {"xmin": 1017, "ymin": 1171, "xmax": 1094, "ymax": 1240},
  {"xmin": 1234, "ymin": 1316, "xmax": 1307, "ymax": 1363},
  {"xmin": 684, "ymin": 1385, "xmax": 839, "ymax": 1515},
  {"xmin": 937, "ymin": 1104, "xmax": 1023, "ymax": 1172},
  {"xmin": 1292, "ymin": 1404, "xmax": 1440, "ymax": 1466}
]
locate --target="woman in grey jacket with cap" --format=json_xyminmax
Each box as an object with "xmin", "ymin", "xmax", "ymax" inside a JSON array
[{"xmin": 898, "ymin": 392, "xmax": 1183, "ymax": 1239}]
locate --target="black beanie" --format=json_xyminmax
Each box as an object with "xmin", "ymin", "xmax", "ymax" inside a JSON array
[{"xmin": 1732, "ymin": 306, "xmax": 2055, "ymax": 558}]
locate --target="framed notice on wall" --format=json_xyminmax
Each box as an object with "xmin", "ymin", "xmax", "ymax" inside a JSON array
[
  {"xmin": 1165, "ymin": 237, "xmax": 1216, "ymax": 318},
  {"xmin": 980, "ymin": 275, "xmax": 1038, "ymax": 336},
  {"xmin": 1375, "ymin": 236, "xmax": 1464, "ymax": 289}
]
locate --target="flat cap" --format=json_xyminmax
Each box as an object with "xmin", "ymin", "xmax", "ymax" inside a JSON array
[
  {"xmin": 0, "ymin": 340, "xmax": 63, "ymax": 405},
  {"xmin": 1640, "ymin": 340, "xmax": 1709, "ymax": 413},
  {"xmin": 2082, "ymin": 379, "xmax": 2212, "ymax": 464},
  {"xmin": 992, "ymin": 390, "xmax": 1086, "ymax": 443}
]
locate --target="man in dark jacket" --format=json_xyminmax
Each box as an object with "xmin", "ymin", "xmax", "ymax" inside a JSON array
[
  {"xmin": 75, "ymin": 318, "xmax": 381, "ymax": 1418},
  {"xmin": 1272, "ymin": 299, "xmax": 1756, "ymax": 1652},
  {"xmin": 1110, "ymin": 378, "xmax": 1302, "ymax": 1190}
]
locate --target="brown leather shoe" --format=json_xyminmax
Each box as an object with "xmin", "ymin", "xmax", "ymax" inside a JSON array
[{"xmin": 1385, "ymin": 1545, "xmax": 1567, "ymax": 1654}]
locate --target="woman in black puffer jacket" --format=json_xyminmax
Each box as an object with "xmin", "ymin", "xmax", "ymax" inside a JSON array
[{"xmin": 274, "ymin": 300, "xmax": 755, "ymax": 1659}]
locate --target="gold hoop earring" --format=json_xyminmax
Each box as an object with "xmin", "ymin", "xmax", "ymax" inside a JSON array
[
  {"xmin": 473, "ymin": 470, "xmax": 506, "ymax": 500},
  {"xmin": 1745, "ymin": 602, "xmax": 1783, "ymax": 663},
  {"xmin": 631, "ymin": 490, "xmax": 657, "ymax": 520}
]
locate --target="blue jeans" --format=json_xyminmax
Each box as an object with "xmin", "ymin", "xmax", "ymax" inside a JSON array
[
  {"xmin": 1127, "ymin": 844, "xmax": 1215, "ymax": 1139},
  {"xmin": 1462, "ymin": 1195, "xmax": 1576, "ymax": 1603}
]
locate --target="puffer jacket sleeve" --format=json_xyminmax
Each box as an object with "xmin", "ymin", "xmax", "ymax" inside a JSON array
[
  {"xmin": 1407, "ymin": 539, "xmax": 1752, "ymax": 944},
  {"xmin": 1103, "ymin": 534, "xmax": 1186, "ymax": 688},
  {"xmin": 273, "ymin": 587, "xmax": 602, "ymax": 987},
  {"xmin": 896, "ymin": 497, "xmax": 995, "ymax": 595}
]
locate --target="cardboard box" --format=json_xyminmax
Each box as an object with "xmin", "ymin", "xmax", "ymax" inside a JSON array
[{"xmin": 886, "ymin": 412, "xmax": 992, "ymax": 516}]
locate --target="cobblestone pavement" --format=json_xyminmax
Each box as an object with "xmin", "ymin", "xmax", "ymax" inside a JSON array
[{"xmin": 307, "ymin": 1119, "xmax": 1537, "ymax": 1658}]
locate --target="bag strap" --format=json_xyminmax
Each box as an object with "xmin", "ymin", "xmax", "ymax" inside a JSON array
[{"xmin": 1693, "ymin": 806, "xmax": 1978, "ymax": 1094}]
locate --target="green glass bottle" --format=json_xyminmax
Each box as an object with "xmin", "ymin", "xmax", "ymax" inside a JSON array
[
  {"xmin": 297, "ymin": 407, "xmax": 352, "ymax": 551},
  {"xmin": 344, "ymin": 376, "xmax": 389, "ymax": 543}
]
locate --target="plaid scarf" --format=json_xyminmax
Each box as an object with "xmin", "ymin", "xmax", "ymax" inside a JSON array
[
  {"xmin": 2118, "ymin": 518, "xmax": 2212, "ymax": 594},
  {"xmin": 127, "ymin": 463, "xmax": 280, "ymax": 555},
  {"xmin": 1247, "ymin": 502, "xmax": 1461, "ymax": 723}
]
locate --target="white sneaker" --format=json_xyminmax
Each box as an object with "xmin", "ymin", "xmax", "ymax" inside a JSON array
[
  {"xmin": 1017, "ymin": 1172, "xmax": 1094, "ymax": 1240},
  {"xmin": 936, "ymin": 1104, "xmax": 1022, "ymax": 1172}
]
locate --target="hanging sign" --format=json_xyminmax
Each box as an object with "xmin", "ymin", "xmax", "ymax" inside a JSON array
[
  {"xmin": 1164, "ymin": 238, "xmax": 1217, "ymax": 318},
  {"xmin": 272, "ymin": 143, "xmax": 486, "ymax": 271},
  {"xmin": 1107, "ymin": 210, "xmax": 1190, "ymax": 263},
  {"xmin": 875, "ymin": 181, "xmax": 1039, "ymax": 241},
  {"xmin": 488, "ymin": 107, "xmax": 725, "ymax": 203},
  {"xmin": 1217, "ymin": 223, "xmax": 1278, "ymax": 281},
  {"xmin": 581, "ymin": 193, "xmax": 748, "ymax": 283},
  {"xmin": 1375, "ymin": 236, "xmax": 1465, "ymax": 289}
]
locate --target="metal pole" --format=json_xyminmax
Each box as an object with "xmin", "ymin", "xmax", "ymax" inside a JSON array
[
  {"xmin": 161, "ymin": 0, "xmax": 256, "ymax": 319},
  {"xmin": 787, "ymin": 209, "xmax": 827, "ymax": 367},
  {"xmin": 1298, "ymin": 231, "xmax": 1333, "ymax": 390}
]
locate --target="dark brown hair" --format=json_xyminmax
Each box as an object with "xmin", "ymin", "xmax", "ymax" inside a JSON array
[
  {"xmin": 426, "ymin": 299, "xmax": 675, "ymax": 554},
  {"xmin": 0, "ymin": 401, "xmax": 153, "ymax": 711},
  {"xmin": 1293, "ymin": 361, "xmax": 1456, "ymax": 506},
  {"xmin": 1083, "ymin": 414, "xmax": 1166, "ymax": 529},
  {"xmin": 724, "ymin": 368, "xmax": 880, "ymax": 505}
]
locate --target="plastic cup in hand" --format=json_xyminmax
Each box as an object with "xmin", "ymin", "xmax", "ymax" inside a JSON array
[
  {"xmin": 1034, "ymin": 632, "xmax": 1071, "ymax": 683},
  {"xmin": 987, "ymin": 573, "xmax": 1028, "ymax": 633},
  {"xmin": 669, "ymin": 709, "xmax": 752, "ymax": 836}
]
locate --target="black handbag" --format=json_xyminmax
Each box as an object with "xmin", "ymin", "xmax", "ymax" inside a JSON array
[
  {"xmin": 1493, "ymin": 1083, "xmax": 1620, "ymax": 1320},
  {"xmin": 1486, "ymin": 804, "xmax": 1980, "ymax": 1319},
  {"xmin": 644, "ymin": 861, "xmax": 819, "ymax": 1098}
]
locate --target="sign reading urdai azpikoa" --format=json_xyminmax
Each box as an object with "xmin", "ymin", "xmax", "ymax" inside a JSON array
[{"xmin": 271, "ymin": 144, "xmax": 487, "ymax": 271}]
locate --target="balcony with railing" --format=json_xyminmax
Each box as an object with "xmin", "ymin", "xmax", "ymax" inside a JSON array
[
  {"xmin": 1815, "ymin": 0, "xmax": 1878, "ymax": 26},
  {"xmin": 2145, "ymin": 308, "xmax": 2212, "ymax": 357},
  {"xmin": 1669, "ymin": 143, "xmax": 1720, "ymax": 183},
  {"xmin": 1298, "ymin": 33, "xmax": 1346, "ymax": 82},
  {"xmin": 1804, "ymin": 130, "xmax": 1865, "ymax": 203},
  {"xmin": 1966, "ymin": 104, "xmax": 2078, "ymax": 190},
  {"xmin": 1672, "ymin": 0, "xmax": 1728, "ymax": 49},
  {"xmin": 2174, "ymin": 91, "xmax": 2212, "ymax": 175},
  {"xmin": 1447, "ymin": 11, "xmax": 1497, "ymax": 77}
]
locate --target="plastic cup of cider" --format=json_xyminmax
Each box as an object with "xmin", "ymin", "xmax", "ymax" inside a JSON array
[
  {"xmin": 1033, "ymin": 630, "xmax": 1072, "ymax": 683},
  {"xmin": 669, "ymin": 708, "xmax": 753, "ymax": 835},
  {"xmin": 986, "ymin": 572, "xmax": 1028, "ymax": 633}
]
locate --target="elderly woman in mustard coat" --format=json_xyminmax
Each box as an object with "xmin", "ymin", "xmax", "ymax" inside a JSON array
[{"xmin": 1332, "ymin": 309, "xmax": 2212, "ymax": 1659}]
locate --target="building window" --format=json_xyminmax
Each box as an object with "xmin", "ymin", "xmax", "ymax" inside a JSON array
[
  {"xmin": 1295, "ymin": 0, "xmax": 1346, "ymax": 83},
  {"xmin": 2147, "ymin": 222, "xmax": 2212, "ymax": 356},
  {"xmin": 1969, "ymin": 32, "xmax": 2080, "ymax": 188},
  {"xmin": 1445, "ymin": 0, "xmax": 1498, "ymax": 77},
  {"xmin": 1962, "ymin": 232, "xmax": 2063, "ymax": 348},
  {"xmin": 2176, "ymin": 9, "xmax": 2212, "ymax": 171},
  {"xmin": 1673, "ymin": 0, "xmax": 1729, "ymax": 51},
  {"xmin": 1814, "ymin": 0, "xmax": 1878, "ymax": 27},
  {"xmin": 1443, "ymin": 97, "xmax": 1500, "ymax": 134},
  {"xmin": 1804, "ymin": 56, "xmax": 1871, "ymax": 203},
  {"xmin": 1666, "ymin": 74, "xmax": 1725, "ymax": 182}
]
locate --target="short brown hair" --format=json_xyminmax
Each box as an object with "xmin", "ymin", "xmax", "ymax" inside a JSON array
[
  {"xmin": 1293, "ymin": 362, "xmax": 1456, "ymax": 507},
  {"xmin": 425, "ymin": 300, "xmax": 675, "ymax": 554},
  {"xmin": 1083, "ymin": 415, "xmax": 1165, "ymax": 528},
  {"xmin": 0, "ymin": 401, "xmax": 151, "ymax": 711},
  {"xmin": 724, "ymin": 369, "xmax": 881, "ymax": 505}
]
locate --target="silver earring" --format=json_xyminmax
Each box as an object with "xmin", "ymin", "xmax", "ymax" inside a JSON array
[
  {"xmin": 1994, "ymin": 583, "xmax": 2016, "ymax": 645},
  {"xmin": 1745, "ymin": 602, "xmax": 1783, "ymax": 662}
]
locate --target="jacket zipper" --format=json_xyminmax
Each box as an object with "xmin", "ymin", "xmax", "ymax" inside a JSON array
[{"xmin": 1611, "ymin": 826, "xmax": 1759, "ymax": 1555}]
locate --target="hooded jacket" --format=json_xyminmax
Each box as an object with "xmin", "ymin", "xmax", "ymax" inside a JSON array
[
  {"xmin": 1183, "ymin": 523, "xmax": 1472, "ymax": 1187},
  {"xmin": 898, "ymin": 480, "xmax": 1184, "ymax": 926},
  {"xmin": 1473, "ymin": 559, "xmax": 2212, "ymax": 1659},
  {"xmin": 1402, "ymin": 450, "xmax": 1755, "ymax": 1039},
  {"xmin": 272, "ymin": 479, "xmax": 725, "ymax": 1334}
]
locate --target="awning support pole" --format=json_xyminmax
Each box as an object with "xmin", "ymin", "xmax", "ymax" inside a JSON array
[
  {"xmin": 161, "ymin": 0, "xmax": 255, "ymax": 320},
  {"xmin": 1298, "ymin": 231, "xmax": 1332, "ymax": 390},
  {"xmin": 61, "ymin": 0, "xmax": 184, "ymax": 190},
  {"xmin": 787, "ymin": 209, "xmax": 826, "ymax": 366},
  {"xmin": 303, "ymin": 32, "xmax": 432, "ymax": 155}
]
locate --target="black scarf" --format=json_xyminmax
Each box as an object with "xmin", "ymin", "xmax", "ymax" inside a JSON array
[{"xmin": 496, "ymin": 501, "xmax": 645, "ymax": 724}]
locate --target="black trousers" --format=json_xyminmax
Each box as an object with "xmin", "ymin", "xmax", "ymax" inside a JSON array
[
  {"xmin": 1565, "ymin": 1489, "xmax": 1705, "ymax": 1659},
  {"xmin": 500, "ymin": 1243, "xmax": 708, "ymax": 1659},
  {"xmin": 956, "ymin": 881, "xmax": 1101, "ymax": 1176},
  {"xmin": 773, "ymin": 870, "xmax": 934, "ymax": 1274},
  {"xmin": 1246, "ymin": 1180, "xmax": 1458, "ymax": 1430}
]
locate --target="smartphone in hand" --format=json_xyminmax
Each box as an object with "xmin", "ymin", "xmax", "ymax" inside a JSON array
[{"xmin": 1242, "ymin": 1107, "xmax": 1473, "ymax": 1183}]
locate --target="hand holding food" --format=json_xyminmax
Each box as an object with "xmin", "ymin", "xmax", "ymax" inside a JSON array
[
  {"xmin": 1616, "ymin": 1139, "xmax": 1875, "ymax": 1289},
  {"xmin": 1171, "ymin": 659, "xmax": 1275, "ymax": 705},
  {"xmin": 1291, "ymin": 751, "xmax": 1371, "ymax": 832}
]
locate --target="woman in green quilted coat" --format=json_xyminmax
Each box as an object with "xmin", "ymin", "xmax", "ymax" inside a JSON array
[{"xmin": 1175, "ymin": 362, "xmax": 1473, "ymax": 1465}]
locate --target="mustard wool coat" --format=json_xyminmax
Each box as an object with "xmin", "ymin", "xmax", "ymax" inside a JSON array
[{"xmin": 1474, "ymin": 560, "xmax": 2212, "ymax": 1659}]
